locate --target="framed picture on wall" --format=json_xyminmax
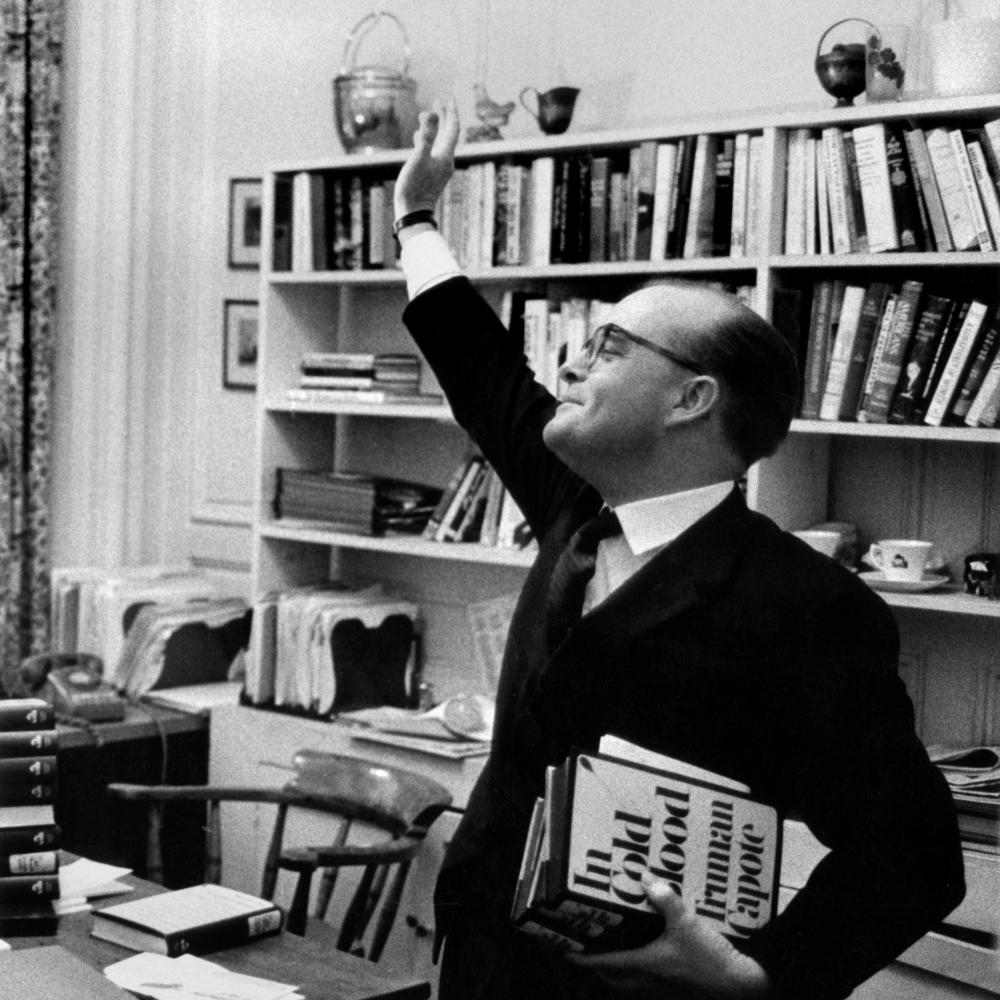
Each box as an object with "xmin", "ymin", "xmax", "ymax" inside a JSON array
[
  {"xmin": 223, "ymin": 299, "xmax": 259, "ymax": 390},
  {"xmin": 227, "ymin": 178, "xmax": 262, "ymax": 268}
]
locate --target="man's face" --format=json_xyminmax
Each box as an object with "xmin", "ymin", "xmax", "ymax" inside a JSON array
[{"xmin": 542, "ymin": 286, "xmax": 708, "ymax": 471}]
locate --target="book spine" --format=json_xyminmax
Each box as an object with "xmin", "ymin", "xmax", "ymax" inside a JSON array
[
  {"xmin": 649, "ymin": 143, "xmax": 677, "ymax": 262},
  {"xmin": 608, "ymin": 165, "xmax": 629, "ymax": 262},
  {"xmin": 950, "ymin": 316, "xmax": 1000, "ymax": 423},
  {"xmin": 271, "ymin": 174, "xmax": 293, "ymax": 271},
  {"xmin": 924, "ymin": 301, "xmax": 991, "ymax": 425},
  {"xmin": 445, "ymin": 462, "xmax": 492, "ymax": 543},
  {"xmin": 158, "ymin": 909, "xmax": 283, "ymax": 957},
  {"xmin": 479, "ymin": 160, "xmax": 498, "ymax": 269},
  {"xmin": 818, "ymin": 285, "xmax": 868, "ymax": 420},
  {"xmin": 729, "ymin": 132, "xmax": 750, "ymax": 258},
  {"xmin": 925, "ymin": 129, "xmax": 978, "ymax": 250},
  {"xmin": 803, "ymin": 136, "xmax": 818, "ymax": 255},
  {"xmin": 529, "ymin": 157, "xmax": 554, "ymax": 266},
  {"xmin": 799, "ymin": 280, "xmax": 834, "ymax": 419},
  {"xmin": 0, "ymin": 874, "xmax": 60, "ymax": 902},
  {"xmin": 0, "ymin": 825, "xmax": 60, "ymax": 854},
  {"xmin": 950, "ymin": 130, "xmax": 993, "ymax": 251},
  {"xmin": 884, "ymin": 125, "xmax": 924, "ymax": 250},
  {"xmin": 855, "ymin": 293, "xmax": 899, "ymax": 420},
  {"xmin": 822, "ymin": 128, "xmax": 851, "ymax": 255},
  {"xmin": 0, "ymin": 850, "xmax": 58, "ymax": 876},
  {"xmin": 0, "ymin": 756, "xmax": 57, "ymax": 784},
  {"xmin": 492, "ymin": 161, "xmax": 510, "ymax": 266},
  {"xmin": 858, "ymin": 281, "xmax": 924, "ymax": 423},
  {"xmin": 915, "ymin": 301, "xmax": 970, "ymax": 422},
  {"xmin": 683, "ymin": 134, "xmax": 717, "ymax": 259},
  {"xmin": 838, "ymin": 282, "xmax": 891, "ymax": 420},
  {"xmin": 966, "ymin": 352, "xmax": 1000, "ymax": 427},
  {"xmin": 588, "ymin": 156, "xmax": 611, "ymax": 262},
  {"xmin": 783, "ymin": 129, "xmax": 808, "ymax": 254},
  {"xmin": 435, "ymin": 457, "xmax": 485, "ymax": 543},
  {"xmin": 887, "ymin": 294, "xmax": 952, "ymax": 424},
  {"xmin": 0, "ymin": 729, "xmax": 58, "ymax": 757},
  {"xmin": 744, "ymin": 135, "xmax": 763, "ymax": 257},
  {"xmin": 711, "ymin": 135, "xmax": 735, "ymax": 257},
  {"xmin": 904, "ymin": 128, "xmax": 952, "ymax": 251},
  {"xmin": 0, "ymin": 903, "xmax": 58, "ymax": 937},
  {"xmin": 668, "ymin": 137, "xmax": 696, "ymax": 258},
  {"xmin": 841, "ymin": 133, "xmax": 866, "ymax": 253},
  {"xmin": 851, "ymin": 123, "xmax": 897, "ymax": 254},
  {"xmin": 967, "ymin": 140, "xmax": 1000, "ymax": 249},
  {"xmin": 0, "ymin": 699, "xmax": 54, "ymax": 731},
  {"xmin": 422, "ymin": 456, "xmax": 474, "ymax": 541}
]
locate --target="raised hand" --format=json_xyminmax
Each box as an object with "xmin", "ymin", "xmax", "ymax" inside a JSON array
[
  {"xmin": 567, "ymin": 874, "xmax": 771, "ymax": 998},
  {"xmin": 394, "ymin": 97, "xmax": 460, "ymax": 219}
]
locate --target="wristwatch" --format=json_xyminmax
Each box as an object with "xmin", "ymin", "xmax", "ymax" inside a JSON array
[{"xmin": 392, "ymin": 209, "xmax": 438, "ymax": 242}]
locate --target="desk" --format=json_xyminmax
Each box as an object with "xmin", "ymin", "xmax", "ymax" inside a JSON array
[
  {"xmin": 57, "ymin": 705, "xmax": 209, "ymax": 886},
  {"xmin": 8, "ymin": 869, "xmax": 429, "ymax": 1000}
]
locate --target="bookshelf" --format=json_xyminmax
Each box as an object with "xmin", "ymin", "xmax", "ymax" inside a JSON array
[{"xmin": 227, "ymin": 90, "xmax": 1000, "ymax": 993}]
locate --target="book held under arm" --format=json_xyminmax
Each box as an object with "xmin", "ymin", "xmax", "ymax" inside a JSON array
[{"xmin": 511, "ymin": 735, "xmax": 780, "ymax": 953}]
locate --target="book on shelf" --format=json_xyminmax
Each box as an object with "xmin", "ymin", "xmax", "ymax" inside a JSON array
[
  {"xmin": 821, "ymin": 127, "xmax": 852, "ymax": 255},
  {"xmin": 903, "ymin": 126, "xmax": 953, "ymax": 252},
  {"xmin": 0, "ymin": 849, "xmax": 59, "ymax": 876},
  {"xmin": 0, "ymin": 755, "xmax": 57, "ymax": 784},
  {"xmin": 744, "ymin": 134, "xmax": 764, "ymax": 257},
  {"xmin": 884, "ymin": 124, "xmax": 926, "ymax": 251},
  {"xmin": 683, "ymin": 134, "xmax": 719, "ymax": 259},
  {"xmin": 783, "ymin": 128, "xmax": 810, "ymax": 255},
  {"xmin": 729, "ymin": 132, "xmax": 750, "ymax": 258},
  {"xmin": 0, "ymin": 873, "xmax": 60, "ymax": 902},
  {"xmin": 711, "ymin": 135, "xmax": 735, "ymax": 257},
  {"xmin": 665, "ymin": 136, "xmax": 696, "ymax": 259},
  {"xmin": 0, "ymin": 697, "xmax": 55, "ymax": 731},
  {"xmin": 832, "ymin": 281, "xmax": 892, "ymax": 421},
  {"xmin": 0, "ymin": 900, "xmax": 59, "ymax": 937},
  {"xmin": 799, "ymin": 279, "xmax": 838, "ymax": 419},
  {"xmin": 0, "ymin": 804, "xmax": 56, "ymax": 829},
  {"xmin": 0, "ymin": 823, "xmax": 60, "ymax": 854},
  {"xmin": 803, "ymin": 135, "xmax": 819, "ymax": 256},
  {"xmin": 914, "ymin": 300, "xmax": 971, "ymax": 422},
  {"xmin": 437, "ymin": 457, "xmax": 490, "ymax": 543},
  {"xmin": 887, "ymin": 293, "xmax": 954, "ymax": 424},
  {"xmin": 851, "ymin": 123, "xmax": 898, "ymax": 254},
  {"xmin": 0, "ymin": 727, "xmax": 58, "ymax": 756},
  {"xmin": 965, "ymin": 350, "xmax": 1000, "ymax": 427},
  {"xmin": 628, "ymin": 141, "xmax": 658, "ymax": 261},
  {"xmin": 950, "ymin": 313, "xmax": 1000, "ymax": 424},
  {"xmin": 857, "ymin": 280, "xmax": 924, "ymax": 423},
  {"xmin": 588, "ymin": 154, "xmax": 612, "ymax": 262},
  {"xmin": 649, "ymin": 142, "xmax": 677, "ymax": 262},
  {"xmin": 511, "ymin": 734, "xmax": 780, "ymax": 954},
  {"xmin": 841, "ymin": 132, "xmax": 867, "ymax": 254},
  {"xmin": 90, "ymin": 883, "xmax": 284, "ymax": 957},
  {"xmin": 924, "ymin": 128, "xmax": 980, "ymax": 251},
  {"xmin": 528, "ymin": 156, "xmax": 555, "ymax": 265},
  {"xmin": 949, "ymin": 129, "xmax": 994, "ymax": 252},
  {"xmin": 271, "ymin": 174, "xmax": 293, "ymax": 271},
  {"xmin": 966, "ymin": 138, "xmax": 1000, "ymax": 250},
  {"xmin": 817, "ymin": 284, "xmax": 867, "ymax": 420},
  {"xmin": 815, "ymin": 136, "xmax": 832, "ymax": 254},
  {"xmin": 924, "ymin": 300, "xmax": 993, "ymax": 426}
]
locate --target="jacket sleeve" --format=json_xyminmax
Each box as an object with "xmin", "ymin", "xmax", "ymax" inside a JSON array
[
  {"xmin": 403, "ymin": 276, "xmax": 580, "ymax": 536},
  {"xmin": 740, "ymin": 582, "xmax": 966, "ymax": 999}
]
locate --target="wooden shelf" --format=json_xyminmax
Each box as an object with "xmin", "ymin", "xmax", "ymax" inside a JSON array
[
  {"xmin": 876, "ymin": 588, "xmax": 1000, "ymax": 618},
  {"xmin": 266, "ymin": 398, "xmax": 453, "ymax": 420},
  {"xmin": 791, "ymin": 420, "xmax": 1000, "ymax": 443},
  {"xmin": 260, "ymin": 519, "xmax": 536, "ymax": 567}
]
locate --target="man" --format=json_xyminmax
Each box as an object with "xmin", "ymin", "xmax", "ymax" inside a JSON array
[{"xmin": 394, "ymin": 100, "xmax": 964, "ymax": 999}]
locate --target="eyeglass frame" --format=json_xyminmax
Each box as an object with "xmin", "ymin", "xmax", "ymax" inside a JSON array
[{"xmin": 582, "ymin": 323, "xmax": 708, "ymax": 376}]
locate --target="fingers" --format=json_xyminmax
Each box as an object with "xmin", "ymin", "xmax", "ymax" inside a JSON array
[
  {"xmin": 432, "ymin": 96, "xmax": 461, "ymax": 158},
  {"xmin": 643, "ymin": 873, "xmax": 686, "ymax": 926},
  {"xmin": 413, "ymin": 108, "xmax": 440, "ymax": 152}
]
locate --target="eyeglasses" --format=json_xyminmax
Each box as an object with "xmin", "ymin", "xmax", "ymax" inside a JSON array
[{"xmin": 582, "ymin": 323, "xmax": 707, "ymax": 375}]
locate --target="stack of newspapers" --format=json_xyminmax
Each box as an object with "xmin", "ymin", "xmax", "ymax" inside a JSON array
[{"xmin": 511, "ymin": 734, "xmax": 781, "ymax": 953}]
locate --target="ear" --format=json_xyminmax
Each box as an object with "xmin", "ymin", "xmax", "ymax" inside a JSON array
[{"xmin": 666, "ymin": 374, "xmax": 720, "ymax": 425}]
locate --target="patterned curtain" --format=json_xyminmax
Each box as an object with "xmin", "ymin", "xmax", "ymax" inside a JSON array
[{"xmin": 0, "ymin": 0, "xmax": 63, "ymax": 689}]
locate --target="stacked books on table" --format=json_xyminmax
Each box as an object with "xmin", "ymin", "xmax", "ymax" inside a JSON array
[
  {"xmin": 243, "ymin": 582, "xmax": 419, "ymax": 716},
  {"xmin": 796, "ymin": 279, "xmax": 1000, "ymax": 428},
  {"xmin": 274, "ymin": 468, "xmax": 442, "ymax": 536},
  {"xmin": 511, "ymin": 734, "xmax": 781, "ymax": 954},
  {"xmin": 91, "ymin": 883, "xmax": 284, "ymax": 956},
  {"xmin": 928, "ymin": 744, "xmax": 1000, "ymax": 856},
  {"xmin": 0, "ymin": 698, "xmax": 61, "ymax": 936},
  {"xmin": 285, "ymin": 351, "xmax": 444, "ymax": 406}
]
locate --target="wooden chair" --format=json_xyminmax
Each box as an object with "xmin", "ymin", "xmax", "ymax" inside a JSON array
[{"xmin": 106, "ymin": 748, "xmax": 453, "ymax": 961}]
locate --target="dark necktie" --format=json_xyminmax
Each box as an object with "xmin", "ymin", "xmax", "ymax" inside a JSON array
[{"xmin": 545, "ymin": 507, "xmax": 622, "ymax": 650}]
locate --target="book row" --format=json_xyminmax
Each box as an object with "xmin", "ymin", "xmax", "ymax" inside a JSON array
[
  {"xmin": 797, "ymin": 279, "xmax": 1000, "ymax": 427},
  {"xmin": 284, "ymin": 350, "xmax": 445, "ymax": 406},
  {"xmin": 782, "ymin": 118, "xmax": 1000, "ymax": 256},
  {"xmin": 242, "ymin": 583, "xmax": 419, "ymax": 715},
  {"xmin": 0, "ymin": 699, "xmax": 61, "ymax": 937}
]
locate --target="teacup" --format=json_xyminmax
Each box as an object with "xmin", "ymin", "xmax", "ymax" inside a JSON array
[
  {"xmin": 792, "ymin": 529, "xmax": 840, "ymax": 558},
  {"xmin": 866, "ymin": 539, "xmax": 934, "ymax": 582},
  {"xmin": 519, "ymin": 86, "xmax": 580, "ymax": 135}
]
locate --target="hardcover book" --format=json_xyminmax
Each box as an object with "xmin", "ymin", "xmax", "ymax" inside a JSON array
[
  {"xmin": 511, "ymin": 735, "xmax": 780, "ymax": 954},
  {"xmin": 0, "ymin": 698, "xmax": 54, "ymax": 731},
  {"xmin": 711, "ymin": 135, "xmax": 736, "ymax": 257},
  {"xmin": 0, "ymin": 728, "xmax": 57, "ymax": 756},
  {"xmin": 90, "ymin": 883, "xmax": 284, "ymax": 957},
  {"xmin": 884, "ymin": 124, "xmax": 925, "ymax": 251},
  {"xmin": 888, "ymin": 294, "xmax": 954, "ymax": 424}
]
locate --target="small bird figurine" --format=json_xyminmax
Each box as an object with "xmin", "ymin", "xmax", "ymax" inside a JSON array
[{"xmin": 466, "ymin": 83, "xmax": 516, "ymax": 142}]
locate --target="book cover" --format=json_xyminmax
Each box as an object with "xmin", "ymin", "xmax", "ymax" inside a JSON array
[
  {"xmin": 0, "ymin": 698, "xmax": 54, "ymax": 731},
  {"xmin": 0, "ymin": 901, "xmax": 59, "ymax": 937},
  {"xmin": 799, "ymin": 279, "xmax": 835, "ymax": 419},
  {"xmin": 492, "ymin": 160, "xmax": 511, "ymax": 265},
  {"xmin": 818, "ymin": 284, "xmax": 868, "ymax": 420},
  {"xmin": 783, "ymin": 128, "xmax": 809, "ymax": 254},
  {"xmin": 711, "ymin": 135, "xmax": 736, "ymax": 257},
  {"xmin": 550, "ymin": 155, "xmax": 573, "ymax": 264},
  {"xmin": 0, "ymin": 849, "xmax": 58, "ymax": 875},
  {"xmin": 858, "ymin": 280, "xmax": 924, "ymax": 423},
  {"xmin": 744, "ymin": 134, "xmax": 764, "ymax": 257},
  {"xmin": 851, "ymin": 123, "xmax": 897, "ymax": 254},
  {"xmin": 571, "ymin": 154, "xmax": 592, "ymax": 264},
  {"xmin": 915, "ymin": 300, "xmax": 971, "ymax": 422},
  {"xmin": 821, "ymin": 127, "xmax": 852, "ymax": 255},
  {"xmin": 434, "ymin": 456, "xmax": 486, "ymax": 543},
  {"xmin": 835, "ymin": 282, "xmax": 892, "ymax": 420},
  {"xmin": 588, "ymin": 156, "xmax": 611, "ymax": 262},
  {"xmin": 854, "ymin": 291, "xmax": 899, "ymax": 420},
  {"xmin": 950, "ymin": 314, "xmax": 1000, "ymax": 424},
  {"xmin": 505, "ymin": 163, "xmax": 528, "ymax": 266},
  {"xmin": 440, "ymin": 459, "xmax": 492, "ymax": 543},
  {"xmin": 628, "ymin": 142, "xmax": 657, "ymax": 261},
  {"xmin": 0, "ymin": 728, "xmax": 58, "ymax": 757},
  {"xmin": 0, "ymin": 755, "xmax": 57, "ymax": 785},
  {"xmin": 924, "ymin": 128, "xmax": 979, "ymax": 251},
  {"xmin": 515, "ymin": 742, "xmax": 780, "ymax": 953},
  {"xmin": 903, "ymin": 128, "xmax": 953, "ymax": 252},
  {"xmin": 966, "ymin": 351, "xmax": 1000, "ymax": 427},
  {"xmin": 0, "ymin": 823, "xmax": 60, "ymax": 854},
  {"xmin": 90, "ymin": 883, "xmax": 284, "ymax": 957},
  {"xmin": 683, "ymin": 133, "xmax": 719, "ymax": 259},
  {"xmin": 966, "ymin": 139, "xmax": 1000, "ymax": 250},
  {"xmin": 888, "ymin": 294, "xmax": 954, "ymax": 424},
  {"xmin": 422, "ymin": 454, "xmax": 476, "ymax": 542},
  {"xmin": 924, "ymin": 300, "xmax": 992, "ymax": 426},
  {"xmin": 884, "ymin": 124, "xmax": 925, "ymax": 251},
  {"xmin": 667, "ymin": 136, "xmax": 696, "ymax": 258},
  {"xmin": 529, "ymin": 157, "xmax": 555, "ymax": 266},
  {"xmin": 0, "ymin": 804, "xmax": 56, "ymax": 829}
]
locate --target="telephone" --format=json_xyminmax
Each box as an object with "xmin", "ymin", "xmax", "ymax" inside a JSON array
[{"xmin": 17, "ymin": 653, "xmax": 127, "ymax": 722}]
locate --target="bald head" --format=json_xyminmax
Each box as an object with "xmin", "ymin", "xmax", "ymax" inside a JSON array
[{"xmin": 611, "ymin": 280, "xmax": 799, "ymax": 465}]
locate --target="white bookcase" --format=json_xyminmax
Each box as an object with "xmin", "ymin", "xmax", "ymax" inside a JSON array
[{"xmin": 212, "ymin": 91, "xmax": 1000, "ymax": 996}]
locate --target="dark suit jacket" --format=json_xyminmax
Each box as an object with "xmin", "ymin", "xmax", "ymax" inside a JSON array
[{"xmin": 403, "ymin": 277, "xmax": 964, "ymax": 1000}]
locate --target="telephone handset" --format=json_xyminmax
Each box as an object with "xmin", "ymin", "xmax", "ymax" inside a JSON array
[{"xmin": 18, "ymin": 653, "xmax": 127, "ymax": 722}]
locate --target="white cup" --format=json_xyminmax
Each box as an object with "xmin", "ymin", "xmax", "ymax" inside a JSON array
[
  {"xmin": 792, "ymin": 529, "xmax": 840, "ymax": 558},
  {"xmin": 866, "ymin": 539, "xmax": 934, "ymax": 582}
]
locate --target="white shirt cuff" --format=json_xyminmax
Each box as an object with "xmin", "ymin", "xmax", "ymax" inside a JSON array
[{"xmin": 400, "ymin": 230, "xmax": 462, "ymax": 300}]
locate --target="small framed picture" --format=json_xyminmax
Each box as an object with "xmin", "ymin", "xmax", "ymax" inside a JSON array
[
  {"xmin": 227, "ymin": 177, "xmax": 262, "ymax": 269},
  {"xmin": 223, "ymin": 299, "xmax": 259, "ymax": 390}
]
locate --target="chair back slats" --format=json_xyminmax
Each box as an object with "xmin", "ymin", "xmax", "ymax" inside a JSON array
[{"xmin": 106, "ymin": 747, "xmax": 453, "ymax": 963}]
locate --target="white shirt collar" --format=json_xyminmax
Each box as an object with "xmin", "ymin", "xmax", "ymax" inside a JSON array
[{"xmin": 614, "ymin": 481, "xmax": 735, "ymax": 556}]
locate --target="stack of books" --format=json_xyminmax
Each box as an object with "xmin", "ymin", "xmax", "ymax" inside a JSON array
[
  {"xmin": 511, "ymin": 734, "xmax": 781, "ymax": 953},
  {"xmin": 274, "ymin": 468, "xmax": 442, "ymax": 535},
  {"xmin": 797, "ymin": 279, "xmax": 1000, "ymax": 427},
  {"xmin": 782, "ymin": 118, "xmax": 1000, "ymax": 256},
  {"xmin": 928, "ymin": 745, "xmax": 999, "ymax": 857},
  {"xmin": 286, "ymin": 351, "xmax": 443, "ymax": 406},
  {"xmin": 0, "ymin": 698, "xmax": 61, "ymax": 936}
]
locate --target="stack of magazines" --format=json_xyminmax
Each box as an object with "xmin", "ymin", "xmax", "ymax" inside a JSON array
[
  {"xmin": 928, "ymin": 744, "xmax": 1000, "ymax": 856},
  {"xmin": 274, "ymin": 469, "xmax": 442, "ymax": 535},
  {"xmin": 287, "ymin": 351, "xmax": 443, "ymax": 406}
]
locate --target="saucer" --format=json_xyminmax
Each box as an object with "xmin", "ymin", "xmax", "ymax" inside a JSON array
[{"xmin": 858, "ymin": 570, "xmax": 950, "ymax": 594}]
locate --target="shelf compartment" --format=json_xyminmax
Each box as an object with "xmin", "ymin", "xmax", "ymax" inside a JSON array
[
  {"xmin": 791, "ymin": 420, "xmax": 1000, "ymax": 443},
  {"xmin": 260, "ymin": 519, "xmax": 536, "ymax": 568},
  {"xmin": 266, "ymin": 398, "xmax": 453, "ymax": 421}
]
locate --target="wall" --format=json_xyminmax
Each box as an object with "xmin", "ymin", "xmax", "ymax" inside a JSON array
[{"xmin": 51, "ymin": 0, "xmax": 928, "ymax": 582}]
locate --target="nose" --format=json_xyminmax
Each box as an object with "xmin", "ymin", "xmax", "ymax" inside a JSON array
[{"xmin": 558, "ymin": 349, "xmax": 588, "ymax": 386}]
